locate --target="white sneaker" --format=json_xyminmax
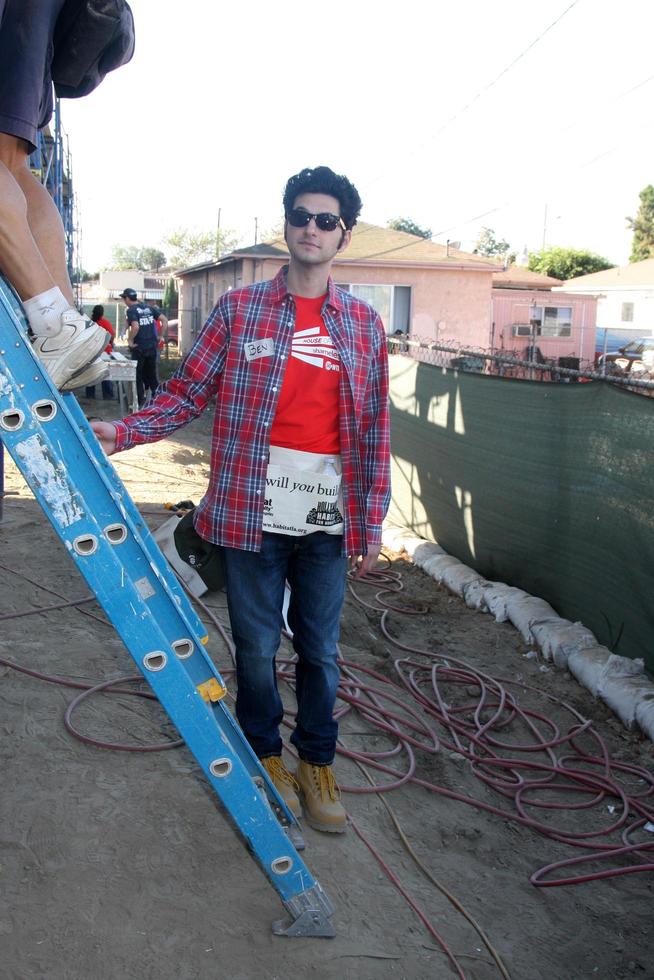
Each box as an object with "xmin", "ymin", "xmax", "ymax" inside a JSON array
[
  {"xmin": 31, "ymin": 309, "xmax": 108, "ymax": 389},
  {"xmin": 61, "ymin": 354, "xmax": 109, "ymax": 391}
]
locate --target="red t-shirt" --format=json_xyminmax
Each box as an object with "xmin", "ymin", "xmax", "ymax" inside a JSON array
[
  {"xmin": 96, "ymin": 316, "xmax": 115, "ymax": 353},
  {"xmin": 269, "ymin": 293, "xmax": 340, "ymax": 453}
]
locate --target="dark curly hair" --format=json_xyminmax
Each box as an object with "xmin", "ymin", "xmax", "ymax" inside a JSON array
[{"xmin": 283, "ymin": 166, "xmax": 362, "ymax": 230}]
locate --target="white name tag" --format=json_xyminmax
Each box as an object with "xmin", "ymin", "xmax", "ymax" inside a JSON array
[{"xmin": 244, "ymin": 337, "xmax": 274, "ymax": 361}]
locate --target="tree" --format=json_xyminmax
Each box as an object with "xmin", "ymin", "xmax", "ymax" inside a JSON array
[
  {"xmin": 109, "ymin": 245, "xmax": 144, "ymax": 270},
  {"xmin": 626, "ymin": 184, "xmax": 654, "ymax": 262},
  {"xmin": 387, "ymin": 217, "xmax": 432, "ymax": 239},
  {"xmin": 140, "ymin": 247, "xmax": 167, "ymax": 271},
  {"xmin": 107, "ymin": 245, "xmax": 167, "ymax": 271},
  {"xmin": 164, "ymin": 227, "xmax": 238, "ymax": 268},
  {"xmin": 71, "ymin": 268, "xmax": 94, "ymax": 283},
  {"xmin": 256, "ymin": 220, "xmax": 285, "ymax": 244},
  {"xmin": 528, "ymin": 247, "xmax": 614, "ymax": 281},
  {"xmin": 474, "ymin": 226, "xmax": 511, "ymax": 257},
  {"xmin": 162, "ymin": 276, "xmax": 178, "ymax": 314}
]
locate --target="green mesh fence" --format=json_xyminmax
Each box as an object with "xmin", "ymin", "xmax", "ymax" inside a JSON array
[{"xmin": 388, "ymin": 356, "xmax": 654, "ymax": 672}]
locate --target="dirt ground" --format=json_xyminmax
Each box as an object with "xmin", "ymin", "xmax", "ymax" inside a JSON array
[{"xmin": 0, "ymin": 391, "xmax": 652, "ymax": 980}]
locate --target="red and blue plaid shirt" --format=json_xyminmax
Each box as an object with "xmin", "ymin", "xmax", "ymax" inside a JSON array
[{"xmin": 114, "ymin": 266, "xmax": 391, "ymax": 555}]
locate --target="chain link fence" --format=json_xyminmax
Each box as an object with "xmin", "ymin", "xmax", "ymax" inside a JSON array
[{"xmin": 387, "ymin": 335, "xmax": 654, "ymax": 396}]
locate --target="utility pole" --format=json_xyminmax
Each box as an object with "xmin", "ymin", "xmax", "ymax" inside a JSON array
[
  {"xmin": 254, "ymin": 217, "xmax": 258, "ymax": 245},
  {"xmin": 216, "ymin": 207, "xmax": 221, "ymax": 258}
]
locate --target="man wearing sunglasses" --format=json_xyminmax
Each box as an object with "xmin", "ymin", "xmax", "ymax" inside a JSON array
[{"xmin": 91, "ymin": 165, "xmax": 391, "ymax": 834}]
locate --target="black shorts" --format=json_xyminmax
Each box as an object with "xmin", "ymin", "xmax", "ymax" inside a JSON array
[{"xmin": 0, "ymin": 0, "xmax": 67, "ymax": 151}]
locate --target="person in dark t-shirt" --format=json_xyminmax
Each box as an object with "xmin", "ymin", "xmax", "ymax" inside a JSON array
[{"xmin": 120, "ymin": 287, "xmax": 168, "ymax": 406}]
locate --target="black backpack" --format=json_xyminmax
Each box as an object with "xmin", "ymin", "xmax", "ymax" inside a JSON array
[
  {"xmin": 173, "ymin": 510, "xmax": 225, "ymax": 592},
  {"xmin": 52, "ymin": 0, "xmax": 136, "ymax": 99}
]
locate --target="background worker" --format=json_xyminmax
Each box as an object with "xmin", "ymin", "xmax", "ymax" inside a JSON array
[
  {"xmin": 92, "ymin": 166, "xmax": 391, "ymax": 834},
  {"xmin": 84, "ymin": 304, "xmax": 115, "ymax": 400},
  {"xmin": 120, "ymin": 288, "xmax": 167, "ymax": 407}
]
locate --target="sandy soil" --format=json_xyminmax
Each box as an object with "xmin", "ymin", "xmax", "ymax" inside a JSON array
[{"xmin": 0, "ymin": 393, "xmax": 652, "ymax": 980}]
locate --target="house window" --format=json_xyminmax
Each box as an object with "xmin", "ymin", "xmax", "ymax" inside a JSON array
[
  {"xmin": 541, "ymin": 306, "xmax": 572, "ymax": 337},
  {"xmin": 344, "ymin": 284, "xmax": 411, "ymax": 334},
  {"xmin": 621, "ymin": 302, "xmax": 634, "ymax": 322},
  {"xmin": 513, "ymin": 306, "xmax": 572, "ymax": 337}
]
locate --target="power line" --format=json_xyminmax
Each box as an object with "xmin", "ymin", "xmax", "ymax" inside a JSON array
[
  {"xmin": 368, "ymin": 1, "xmax": 581, "ymax": 189},
  {"xmin": 426, "ymin": 0, "xmax": 581, "ymax": 143},
  {"xmin": 368, "ymin": 4, "xmax": 654, "ymax": 251},
  {"xmin": 433, "ymin": 205, "xmax": 509, "ymax": 240},
  {"xmin": 432, "ymin": 108, "xmax": 654, "ymax": 243}
]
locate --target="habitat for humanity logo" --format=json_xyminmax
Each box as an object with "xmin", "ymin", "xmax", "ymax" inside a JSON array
[{"xmin": 291, "ymin": 326, "xmax": 340, "ymax": 371}]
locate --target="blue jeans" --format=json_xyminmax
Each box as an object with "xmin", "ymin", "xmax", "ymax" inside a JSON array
[{"xmin": 222, "ymin": 531, "xmax": 347, "ymax": 765}]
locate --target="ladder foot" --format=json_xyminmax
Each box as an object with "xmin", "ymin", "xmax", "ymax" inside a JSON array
[
  {"xmin": 272, "ymin": 883, "xmax": 336, "ymax": 938},
  {"xmin": 271, "ymin": 908, "xmax": 336, "ymax": 938}
]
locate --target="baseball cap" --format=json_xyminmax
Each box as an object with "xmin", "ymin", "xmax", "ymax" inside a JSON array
[{"xmin": 119, "ymin": 287, "xmax": 138, "ymax": 299}]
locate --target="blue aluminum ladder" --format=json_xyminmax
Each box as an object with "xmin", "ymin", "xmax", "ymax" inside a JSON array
[{"xmin": 0, "ymin": 277, "xmax": 335, "ymax": 938}]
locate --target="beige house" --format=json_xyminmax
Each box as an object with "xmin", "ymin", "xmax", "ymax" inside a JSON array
[
  {"xmin": 555, "ymin": 256, "xmax": 654, "ymax": 352},
  {"xmin": 175, "ymin": 223, "xmax": 497, "ymax": 355},
  {"xmin": 99, "ymin": 269, "xmax": 167, "ymax": 303}
]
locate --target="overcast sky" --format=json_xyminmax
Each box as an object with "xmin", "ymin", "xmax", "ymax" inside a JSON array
[{"xmin": 60, "ymin": 0, "xmax": 654, "ymax": 271}]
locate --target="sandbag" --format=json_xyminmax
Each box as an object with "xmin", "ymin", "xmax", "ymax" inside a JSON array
[
  {"xmin": 635, "ymin": 696, "xmax": 654, "ymax": 741},
  {"xmin": 421, "ymin": 554, "xmax": 462, "ymax": 581},
  {"xmin": 440, "ymin": 564, "xmax": 484, "ymax": 598},
  {"xmin": 600, "ymin": 674, "xmax": 653, "ymax": 731},
  {"xmin": 411, "ymin": 541, "xmax": 446, "ymax": 565},
  {"xmin": 504, "ymin": 595, "xmax": 561, "ymax": 644},
  {"xmin": 462, "ymin": 578, "xmax": 490, "ymax": 612},
  {"xmin": 531, "ymin": 619, "xmax": 598, "ymax": 667},
  {"xmin": 483, "ymin": 583, "xmax": 529, "ymax": 624}
]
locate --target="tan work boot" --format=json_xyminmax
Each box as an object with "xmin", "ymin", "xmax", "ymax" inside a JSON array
[
  {"xmin": 261, "ymin": 756, "xmax": 301, "ymax": 818},
  {"xmin": 296, "ymin": 761, "xmax": 347, "ymax": 833}
]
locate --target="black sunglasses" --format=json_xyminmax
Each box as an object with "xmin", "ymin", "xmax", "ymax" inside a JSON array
[{"xmin": 286, "ymin": 208, "xmax": 346, "ymax": 232}]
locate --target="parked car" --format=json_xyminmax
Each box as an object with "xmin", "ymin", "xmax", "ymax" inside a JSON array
[
  {"xmin": 597, "ymin": 337, "xmax": 654, "ymax": 375},
  {"xmin": 164, "ymin": 318, "xmax": 178, "ymax": 346}
]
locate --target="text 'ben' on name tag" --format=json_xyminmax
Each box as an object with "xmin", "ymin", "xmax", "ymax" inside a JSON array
[{"xmin": 244, "ymin": 338, "xmax": 274, "ymax": 361}]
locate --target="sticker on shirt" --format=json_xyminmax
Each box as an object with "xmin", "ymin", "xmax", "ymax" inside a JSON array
[
  {"xmin": 244, "ymin": 337, "xmax": 274, "ymax": 361},
  {"xmin": 262, "ymin": 463, "xmax": 343, "ymax": 537},
  {"xmin": 291, "ymin": 326, "xmax": 340, "ymax": 372}
]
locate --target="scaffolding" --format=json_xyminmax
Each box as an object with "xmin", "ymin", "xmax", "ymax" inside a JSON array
[{"xmin": 29, "ymin": 98, "xmax": 79, "ymax": 302}]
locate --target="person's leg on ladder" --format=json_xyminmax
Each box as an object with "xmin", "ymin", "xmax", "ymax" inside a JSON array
[{"xmin": 0, "ymin": 0, "xmax": 107, "ymax": 389}]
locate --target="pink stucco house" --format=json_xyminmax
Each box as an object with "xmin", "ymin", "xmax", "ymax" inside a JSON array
[
  {"xmin": 492, "ymin": 265, "xmax": 598, "ymax": 369},
  {"xmin": 174, "ymin": 223, "xmax": 498, "ymax": 355}
]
